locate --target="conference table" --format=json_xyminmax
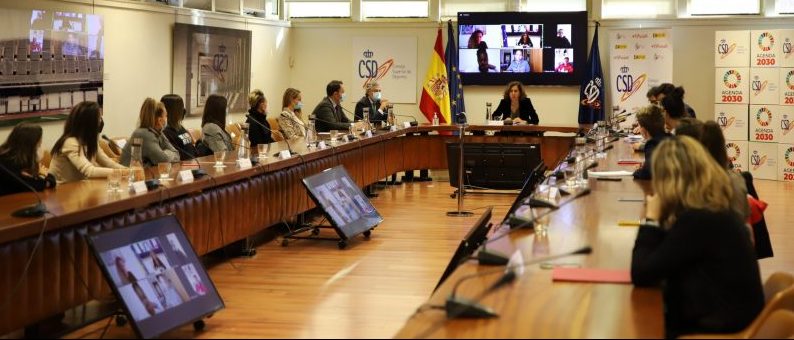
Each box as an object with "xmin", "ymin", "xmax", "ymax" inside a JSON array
[
  {"xmin": 394, "ymin": 137, "xmax": 665, "ymax": 338},
  {"xmin": 0, "ymin": 124, "xmax": 579, "ymax": 335}
]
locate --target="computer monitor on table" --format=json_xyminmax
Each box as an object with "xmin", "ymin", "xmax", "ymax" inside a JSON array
[{"xmin": 434, "ymin": 207, "xmax": 494, "ymax": 292}]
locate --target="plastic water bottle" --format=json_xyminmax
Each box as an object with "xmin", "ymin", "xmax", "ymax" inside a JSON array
[
  {"xmin": 486, "ymin": 102, "xmax": 492, "ymax": 121},
  {"xmin": 432, "ymin": 112, "xmax": 439, "ymax": 126},
  {"xmin": 238, "ymin": 123, "xmax": 250, "ymax": 160},
  {"xmin": 306, "ymin": 120, "xmax": 317, "ymax": 147},
  {"xmin": 129, "ymin": 137, "xmax": 144, "ymax": 185}
]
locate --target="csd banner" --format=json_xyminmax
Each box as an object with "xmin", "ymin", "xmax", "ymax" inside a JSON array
[
  {"xmin": 608, "ymin": 29, "xmax": 672, "ymax": 117},
  {"xmin": 749, "ymin": 142, "xmax": 778, "ymax": 180},
  {"xmin": 779, "ymin": 143, "xmax": 794, "ymax": 181},
  {"xmin": 778, "ymin": 30, "xmax": 794, "ymax": 68},
  {"xmin": 352, "ymin": 37, "xmax": 417, "ymax": 103},
  {"xmin": 715, "ymin": 31, "xmax": 750, "ymax": 67},
  {"xmin": 715, "ymin": 104, "xmax": 749, "ymax": 141},
  {"xmin": 749, "ymin": 68, "xmax": 780, "ymax": 104}
]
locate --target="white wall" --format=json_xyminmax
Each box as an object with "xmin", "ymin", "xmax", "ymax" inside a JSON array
[{"xmin": 0, "ymin": 0, "xmax": 291, "ymax": 148}]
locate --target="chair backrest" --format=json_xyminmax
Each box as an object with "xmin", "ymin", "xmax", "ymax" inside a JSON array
[
  {"xmin": 188, "ymin": 128, "xmax": 202, "ymax": 143},
  {"xmin": 745, "ymin": 285, "xmax": 794, "ymax": 338},
  {"xmin": 226, "ymin": 123, "xmax": 242, "ymax": 146},
  {"xmin": 751, "ymin": 310, "xmax": 794, "ymax": 339},
  {"xmin": 40, "ymin": 150, "xmax": 51, "ymax": 169},
  {"xmin": 267, "ymin": 117, "xmax": 284, "ymax": 141},
  {"xmin": 765, "ymin": 273, "xmax": 794, "ymax": 304}
]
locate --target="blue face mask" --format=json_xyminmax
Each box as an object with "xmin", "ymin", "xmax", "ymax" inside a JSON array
[
  {"xmin": 373, "ymin": 92, "xmax": 382, "ymax": 101},
  {"xmin": 340, "ymin": 93, "xmax": 346, "ymax": 102},
  {"xmin": 295, "ymin": 101, "xmax": 303, "ymax": 110}
]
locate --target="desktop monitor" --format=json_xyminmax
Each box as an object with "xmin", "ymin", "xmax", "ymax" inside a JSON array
[
  {"xmin": 86, "ymin": 215, "xmax": 224, "ymax": 339},
  {"xmin": 303, "ymin": 165, "xmax": 384, "ymax": 240},
  {"xmin": 434, "ymin": 207, "xmax": 494, "ymax": 292},
  {"xmin": 501, "ymin": 161, "xmax": 547, "ymax": 225}
]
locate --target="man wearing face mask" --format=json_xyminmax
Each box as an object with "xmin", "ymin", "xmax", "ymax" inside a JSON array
[
  {"xmin": 312, "ymin": 80, "xmax": 352, "ymax": 132},
  {"xmin": 354, "ymin": 82, "xmax": 390, "ymax": 125}
]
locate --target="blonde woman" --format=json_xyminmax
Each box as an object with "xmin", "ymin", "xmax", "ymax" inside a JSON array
[
  {"xmin": 631, "ymin": 136, "xmax": 763, "ymax": 338},
  {"xmin": 120, "ymin": 98, "xmax": 180, "ymax": 166},
  {"xmin": 278, "ymin": 88, "xmax": 306, "ymax": 139}
]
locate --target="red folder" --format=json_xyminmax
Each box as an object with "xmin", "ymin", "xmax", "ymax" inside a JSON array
[{"xmin": 552, "ymin": 268, "xmax": 632, "ymax": 284}]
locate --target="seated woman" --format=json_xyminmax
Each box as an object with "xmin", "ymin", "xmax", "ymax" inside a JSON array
[
  {"xmin": 246, "ymin": 89, "xmax": 275, "ymax": 147},
  {"xmin": 161, "ymin": 94, "xmax": 201, "ymax": 160},
  {"xmin": 120, "ymin": 98, "xmax": 180, "ymax": 166},
  {"xmin": 516, "ymin": 32, "xmax": 533, "ymax": 47},
  {"xmin": 49, "ymin": 101, "xmax": 127, "ymax": 183},
  {"xmin": 492, "ymin": 81, "xmax": 539, "ymax": 125},
  {"xmin": 0, "ymin": 123, "xmax": 56, "ymax": 195},
  {"xmin": 201, "ymin": 95, "xmax": 233, "ymax": 152},
  {"xmin": 632, "ymin": 105, "xmax": 669, "ymax": 180},
  {"xmin": 660, "ymin": 86, "xmax": 687, "ymax": 133},
  {"xmin": 278, "ymin": 88, "xmax": 306, "ymax": 140},
  {"xmin": 632, "ymin": 136, "xmax": 764, "ymax": 338}
]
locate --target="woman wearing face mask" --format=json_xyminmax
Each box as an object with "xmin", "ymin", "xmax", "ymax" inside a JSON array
[
  {"xmin": 0, "ymin": 123, "xmax": 57, "ymax": 195},
  {"xmin": 201, "ymin": 94, "xmax": 233, "ymax": 153},
  {"xmin": 245, "ymin": 89, "xmax": 276, "ymax": 148},
  {"xmin": 120, "ymin": 98, "xmax": 180, "ymax": 166},
  {"xmin": 278, "ymin": 88, "xmax": 306, "ymax": 140},
  {"xmin": 49, "ymin": 101, "xmax": 127, "ymax": 183},
  {"xmin": 161, "ymin": 94, "xmax": 201, "ymax": 160}
]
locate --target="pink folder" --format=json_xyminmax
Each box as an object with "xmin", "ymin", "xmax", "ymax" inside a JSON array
[{"xmin": 552, "ymin": 268, "xmax": 632, "ymax": 284}]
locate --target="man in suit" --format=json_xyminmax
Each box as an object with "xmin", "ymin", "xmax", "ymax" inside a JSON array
[
  {"xmin": 312, "ymin": 80, "xmax": 352, "ymax": 132},
  {"xmin": 354, "ymin": 82, "xmax": 390, "ymax": 124}
]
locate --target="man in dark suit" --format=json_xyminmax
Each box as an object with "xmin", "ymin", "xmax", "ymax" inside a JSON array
[
  {"xmin": 312, "ymin": 80, "xmax": 352, "ymax": 132},
  {"xmin": 354, "ymin": 82, "xmax": 390, "ymax": 124}
]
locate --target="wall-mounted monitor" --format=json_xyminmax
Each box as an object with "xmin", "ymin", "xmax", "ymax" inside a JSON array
[
  {"xmin": 458, "ymin": 11, "xmax": 587, "ymax": 86},
  {"xmin": 86, "ymin": 215, "xmax": 224, "ymax": 339}
]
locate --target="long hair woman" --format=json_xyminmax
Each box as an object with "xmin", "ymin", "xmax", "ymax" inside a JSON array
[
  {"xmin": 0, "ymin": 123, "xmax": 56, "ymax": 195},
  {"xmin": 631, "ymin": 136, "xmax": 763, "ymax": 338}
]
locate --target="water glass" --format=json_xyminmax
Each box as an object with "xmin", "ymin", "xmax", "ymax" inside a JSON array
[
  {"xmin": 330, "ymin": 130, "xmax": 339, "ymax": 145},
  {"xmin": 564, "ymin": 166, "xmax": 576, "ymax": 188},
  {"xmin": 258, "ymin": 144, "xmax": 269, "ymax": 159},
  {"xmin": 531, "ymin": 207, "xmax": 550, "ymax": 236},
  {"xmin": 214, "ymin": 151, "xmax": 226, "ymax": 168},
  {"xmin": 107, "ymin": 169, "xmax": 122, "ymax": 193},
  {"xmin": 158, "ymin": 162, "xmax": 172, "ymax": 180}
]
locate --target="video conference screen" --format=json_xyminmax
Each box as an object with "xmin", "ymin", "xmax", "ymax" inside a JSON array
[
  {"xmin": 303, "ymin": 166, "xmax": 384, "ymax": 239},
  {"xmin": 87, "ymin": 215, "xmax": 224, "ymax": 339},
  {"xmin": 29, "ymin": 10, "xmax": 104, "ymax": 58},
  {"xmin": 458, "ymin": 11, "xmax": 587, "ymax": 86}
]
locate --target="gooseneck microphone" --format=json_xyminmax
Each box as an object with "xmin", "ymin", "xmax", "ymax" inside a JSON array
[
  {"xmin": 101, "ymin": 134, "xmax": 122, "ymax": 154},
  {"xmin": 244, "ymin": 114, "xmax": 297, "ymax": 157}
]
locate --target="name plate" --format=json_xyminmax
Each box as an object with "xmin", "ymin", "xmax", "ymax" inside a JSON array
[
  {"xmin": 342, "ymin": 135, "xmax": 349, "ymax": 142},
  {"xmin": 365, "ymin": 130, "xmax": 373, "ymax": 138},
  {"xmin": 236, "ymin": 158, "xmax": 253, "ymax": 169},
  {"xmin": 178, "ymin": 169, "xmax": 194, "ymax": 183},
  {"xmin": 318, "ymin": 141, "xmax": 328, "ymax": 149},
  {"xmin": 279, "ymin": 150, "xmax": 292, "ymax": 159},
  {"xmin": 131, "ymin": 180, "xmax": 148, "ymax": 194},
  {"xmin": 403, "ymin": 122, "xmax": 411, "ymax": 128}
]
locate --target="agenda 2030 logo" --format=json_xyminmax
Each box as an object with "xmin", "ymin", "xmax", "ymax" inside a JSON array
[
  {"xmin": 786, "ymin": 147, "xmax": 794, "ymax": 168},
  {"xmin": 616, "ymin": 66, "xmax": 647, "ymax": 103},
  {"xmin": 723, "ymin": 70, "xmax": 742, "ymax": 89},
  {"xmin": 756, "ymin": 107, "xmax": 773, "ymax": 127},
  {"xmin": 758, "ymin": 32, "xmax": 775, "ymax": 52},
  {"xmin": 786, "ymin": 70, "xmax": 794, "ymax": 90}
]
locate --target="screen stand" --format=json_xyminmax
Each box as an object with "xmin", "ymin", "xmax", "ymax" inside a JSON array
[
  {"xmin": 281, "ymin": 223, "xmax": 373, "ymax": 250},
  {"xmin": 447, "ymin": 124, "xmax": 473, "ymax": 217}
]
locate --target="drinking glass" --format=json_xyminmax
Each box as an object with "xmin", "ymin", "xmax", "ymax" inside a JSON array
[
  {"xmin": 258, "ymin": 144, "xmax": 269, "ymax": 159},
  {"xmin": 158, "ymin": 162, "xmax": 172, "ymax": 180},
  {"xmin": 330, "ymin": 130, "xmax": 339, "ymax": 145},
  {"xmin": 107, "ymin": 169, "xmax": 122, "ymax": 193},
  {"xmin": 531, "ymin": 206, "xmax": 550, "ymax": 236},
  {"xmin": 564, "ymin": 166, "xmax": 576, "ymax": 188},
  {"xmin": 214, "ymin": 151, "xmax": 226, "ymax": 168}
]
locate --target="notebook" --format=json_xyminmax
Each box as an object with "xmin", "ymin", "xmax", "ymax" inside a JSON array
[{"xmin": 552, "ymin": 268, "xmax": 632, "ymax": 284}]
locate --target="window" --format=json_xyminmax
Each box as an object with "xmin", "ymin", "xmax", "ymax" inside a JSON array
[
  {"xmin": 287, "ymin": 0, "xmax": 350, "ymax": 18},
  {"xmin": 601, "ymin": 0, "xmax": 675, "ymax": 18},
  {"xmin": 441, "ymin": 0, "xmax": 509, "ymax": 18},
  {"xmin": 688, "ymin": 0, "xmax": 760, "ymax": 15},
  {"xmin": 363, "ymin": 0, "xmax": 428, "ymax": 18},
  {"xmin": 524, "ymin": 0, "xmax": 585, "ymax": 12},
  {"xmin": 776, "ymin": 0, "xmax": 794, "ymax": 14}
]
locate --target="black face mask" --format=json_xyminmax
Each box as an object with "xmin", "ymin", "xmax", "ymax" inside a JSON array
[{"xmin": 98, "ymin": 119, "xmax": 104, "ymax": 133}]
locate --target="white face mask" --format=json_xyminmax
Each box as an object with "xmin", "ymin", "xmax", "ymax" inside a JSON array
[
  {"xmin": 373, "ymin": 92, "xmax": 382, "ymax": 101},
  {"xmin": 340, "ymin": 93, "xmax": 346, "ymax": 102}
]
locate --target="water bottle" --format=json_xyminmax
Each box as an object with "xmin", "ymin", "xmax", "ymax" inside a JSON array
[
  {"xmin": 486, "ymin": 102, "xmax": 492, "ymax": 121},
  {"xmin": 129, "ymin": 137, "xmax": 144, "ymax": 185},
  {"xmin": 432, "ymin": 112, "xmax": 439, "ymax": 126},
  {"xmin": 238, "ymin": 123, "xmax": 250, "ymax": 160},
  {"xmin": 575, "ymin": 149, "xmax": 585, "ymax": 185},
  {"xmin": 306, "ymin": 120, "xmax": 317, "ymax": 147},
  {"xmin": 387, "ymin": 104, "xmax": 395, "ymax": 126}
]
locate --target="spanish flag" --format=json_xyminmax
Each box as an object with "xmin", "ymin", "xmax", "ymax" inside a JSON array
[{"xmin": 419, "ymin": 27, "xmax": 451, "ymax": 124}]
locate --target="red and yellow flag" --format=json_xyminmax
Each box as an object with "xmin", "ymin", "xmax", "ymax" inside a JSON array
[{"xmin": 419, "ymin": 28, "xmax": 451, "ymax": 124}]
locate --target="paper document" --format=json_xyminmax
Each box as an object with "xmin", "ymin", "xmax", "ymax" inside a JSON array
[
  {"xmin": 552, "ymin": 268, "xmax": 631, "ymax": 284},
  {"xmin": 587, "ymin": 170, "xmax": 634, "ymax": 177}
]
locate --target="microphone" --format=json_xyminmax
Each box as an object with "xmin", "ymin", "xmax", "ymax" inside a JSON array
[
  {"xmin": 101, "ymin": 134, "xmax": 122, "ymax": 154},
  {"xmin": 309, "ymin": 114, "xmax": 361, "ymax": 140},
  {"xmin": 245, "ymin": 114, "xmax": 298, "ymax": 157},
  {"xmin": 169, "ymin": 140, "xmax": 208, "ymax": 179},
  {"xmin": 439, "ymin": 245, "xmax": 593, "ymax": 321},
  {"xmin": 393, "ymin": 114, "xmax": 419, "ymax": 126},
  {"xmin": 0, "ymin": 163, "xmax": 49, "ymax": 218}
]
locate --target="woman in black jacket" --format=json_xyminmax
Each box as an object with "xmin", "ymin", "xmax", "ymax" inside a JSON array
[
  {"xmin": 161, "ymin": 94, "xmax": 201, "ymax": 160},
  {"xmin": 246, "ymin": 89, "xmax": 275, "ymax": 147},
  {"xmin": 0, "ymin": 123, "xmax": 56, "ymax": 195},
  {"xmin": 632, "ymin": 136, "xmax": 764, "ymax": 338},
  {"xmin": 491, "ymin": 81, "xmax": 539, "ymax": 125}
]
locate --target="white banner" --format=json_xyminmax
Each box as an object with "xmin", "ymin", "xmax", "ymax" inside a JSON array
[
  {"xmin": 779, "ymin": 143, "xmax": 794, "ymax": 181},
  {"xmin": 749, "ymin": 105, "xmax": 780, "ymax": 143},
  {"xmin": 750, "ymin": 30, "xmax": 780, "ymax": 67},
  {"xmin": 715, "ymin": 68, "xmax": 750, "ymax": 104},
  {"xmin": 715, "ymin": 31, "xmax": 751, "ymax": 67},
  {"xmin": 778, "ymin": 30, "xmax": 794, "ymax": 67},
  {"xmin": 715, "ymin": 104, "xmax": 749, "ymax": 141},
  {"xmin": 726, "ymin": 140, "xmax": 749, "ymax": 173},
  {"xmin": 780, "ymin": 68, "xmax": 794, "ymax": 105},
  {"xmin": 749, "ymin": 141, "xmax": 779, "ymax": 180},
  {"xmin": 749, "ymin": 68, "xmax": 780, "ymax": 104},
  {"xmin": 608, "ymin": 29, "xmax": 673, "ymax": 117},
  {"xmin": 352, "ymin": 37, "xmax": 417, "ymax": 103},
  {"xmin": 778, "ymin": 105, "xmax": 794, "ymax": 144}
]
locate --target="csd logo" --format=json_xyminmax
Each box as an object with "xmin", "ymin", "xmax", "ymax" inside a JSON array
[
  {"xmin": 758, "ymin": 32, "xmax": 775, "ymax": 52},
  {"xmin": 616, "ymin": 66, "xmax": 647, "ymax": 102},
  {"xmin": 784, "ymin": 38, "xmax": 792, "ymax": 57},
  {"xmin": 717, "ymin": 39, "xmax": 736, "ymax": 58},
  {"xmin": 756, "ymin": 107, "xmax": 773, "ymax": 127},
  {"xmin": 357, "ymin": 49, "xmax": 394, "ymax": 87},
  {"xmin": 723, "ymin": 69, "xmax": 742, "ymax": 89}
]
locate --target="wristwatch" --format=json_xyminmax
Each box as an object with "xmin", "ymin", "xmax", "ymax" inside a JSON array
[{"xmin": 641, "ymin": 218, "xmax": 660, "ymax": 228}]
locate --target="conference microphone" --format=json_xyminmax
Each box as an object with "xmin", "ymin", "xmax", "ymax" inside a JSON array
[
  {"xmin": 101, "ymin": 134, "xmax": 122, "ymax": 154},
  {"xmin": 309, "ymin": 114, "xmax": 362, "ymax": 141},
  {"xmin": 0, "ymin": 162, "xmax": 49, "ymax": 218},
  {"xmin": 444, "ymin": 245, "xmax": 593, "ymax": 319},
  {"xmin": 393, "ymin": 114, "xmax": 419, "ymax": 126},
  {"xmin": 169, "ymin": 141, "xmax": 208, "ymax": 179},
  {"xmin": 244, "ymin": 114, "xmax": 298, "ymax": 157}
]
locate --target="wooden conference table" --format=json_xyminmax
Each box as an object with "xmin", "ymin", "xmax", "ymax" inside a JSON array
[
  {"xmin": 395, "ymin": 138, "xmax": 664, "ymax": 338},
  {"xmin": 0, "ymin": 124, "xmax": 577, "ymax": 335}
]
